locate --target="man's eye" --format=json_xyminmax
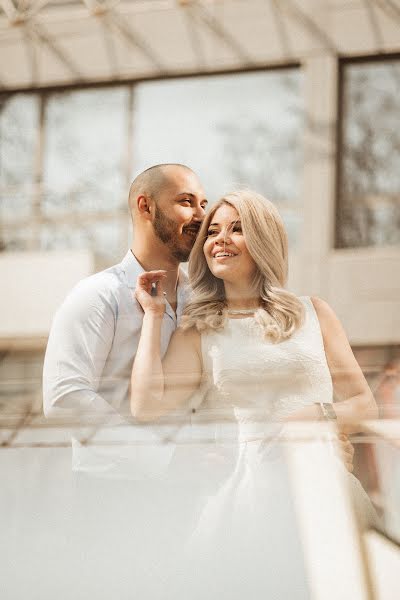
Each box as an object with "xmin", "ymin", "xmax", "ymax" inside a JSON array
[{"xmin": 180, "ymin": 198, "xmax": 191, "ymax": 204}]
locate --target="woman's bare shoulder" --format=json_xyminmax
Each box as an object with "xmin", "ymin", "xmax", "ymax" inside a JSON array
[{"xmin": 310, "ymin": 296, "xmax": 349, "ymax": 346}]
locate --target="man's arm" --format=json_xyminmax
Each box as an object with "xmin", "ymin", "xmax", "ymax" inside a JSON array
[{"xmin": 43, "ymin": 279, "xmax": 118, "ymax": 421}]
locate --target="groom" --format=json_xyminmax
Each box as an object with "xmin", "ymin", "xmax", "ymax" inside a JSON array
[{"xmin": 43, "ymin": 163, "xmax": 207, "ymax": 419}]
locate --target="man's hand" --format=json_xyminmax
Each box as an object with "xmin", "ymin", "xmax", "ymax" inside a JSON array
[
  {"xmin": 338, "ymin": 433, "xmax": 355, "ymax": 473},
  {"xmin": 135, "ymin": 270, "xmax": 167, "ymax": 316}
]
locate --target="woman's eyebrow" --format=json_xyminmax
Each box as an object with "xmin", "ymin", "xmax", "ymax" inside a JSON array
[{"xmin": 209, "ymin": 220, "xmax": 241, "ymax": 227}]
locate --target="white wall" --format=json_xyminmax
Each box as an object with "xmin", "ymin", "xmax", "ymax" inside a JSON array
[{"xmin": 0, "ymin": 251, "xmax": 94, "ymax": 346}]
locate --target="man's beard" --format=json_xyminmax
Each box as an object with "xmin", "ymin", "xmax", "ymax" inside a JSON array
[{"xmin": 153, "ymin": 204, "xmax": 194, "ymax": 262}]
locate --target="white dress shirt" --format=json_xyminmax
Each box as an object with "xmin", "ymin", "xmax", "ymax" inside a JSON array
[{"xmin": 43, "ymin": 250, "xmax": 189, "ymax": 419}]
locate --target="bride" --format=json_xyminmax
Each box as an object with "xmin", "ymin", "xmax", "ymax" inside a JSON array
[{"xmin": 131, "ymin": 190, "xmax": 377, "ymax": 598}]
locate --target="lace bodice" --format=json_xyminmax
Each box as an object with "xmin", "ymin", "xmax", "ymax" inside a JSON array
[{"xmin": 200, "ymin": 297, "xmax": 333, "ymax": 429}]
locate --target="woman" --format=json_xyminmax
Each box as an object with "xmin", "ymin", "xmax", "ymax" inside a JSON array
[
  {"xmin": 131, "ymin": 190, "xmax": 378, "ymax": 598},
  {"xmin": 132, "ymin": 190, "xmax": 376, "ymax": 428}
]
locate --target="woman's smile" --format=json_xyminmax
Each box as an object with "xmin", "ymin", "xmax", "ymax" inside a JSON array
[{"xmin": 203, "ymin": 203, "xmax": 256, "ymax": 283}]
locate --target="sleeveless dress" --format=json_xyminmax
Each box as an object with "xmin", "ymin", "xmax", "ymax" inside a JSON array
[
  {"xmin": 153, "ymin": 298, "xmax": 325, "ymax": 598},
  {"xmin": 157, "ymin": 296, "xmax": 377, "ymax": 599}
]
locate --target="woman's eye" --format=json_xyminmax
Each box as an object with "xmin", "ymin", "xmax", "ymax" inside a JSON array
[
  {"xmin": 232, "ymin": 225, "xmax": 242, "ymax": 233},
  {"xmin": 207, "ymin": 229, "xmax": 218, "ymax": 236}
]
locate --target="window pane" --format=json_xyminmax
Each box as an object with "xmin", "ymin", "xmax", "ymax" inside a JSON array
[
  {"xmin": 132, "ymin": 70, "xmax": 304, "ymax": 246},
  {"xmin": 0, "ymin": 94, "xmax": 39, "ymax": 220},
  {"xmin": 338, "ymin": 59, "xmax": 400, "ymax": 248},
  {"xmin": 39, "ymin": 219, "xmax": 123, "ymax": 264},
  {"xmin": 43, "ymin": 87, "xmax": 128, "ymax": 217},
  {"xmin": 0, "ymin": 226, "xmax": 36, "ymax": 252}
]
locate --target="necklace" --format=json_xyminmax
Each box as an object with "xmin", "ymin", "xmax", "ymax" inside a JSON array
[{"xmin": 226, "ymin": 308, "xmax": 258, "ymax": 315}]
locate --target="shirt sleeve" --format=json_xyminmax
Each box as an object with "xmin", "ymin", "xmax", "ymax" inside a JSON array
[{"xmin": 43, "ymin": 277, "xmax": 121, "ymax": 421}]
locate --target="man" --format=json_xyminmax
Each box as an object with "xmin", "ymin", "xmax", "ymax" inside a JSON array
[{"xmin": 43, "ymin": 163, "xmax": 207, "ymax": 419}]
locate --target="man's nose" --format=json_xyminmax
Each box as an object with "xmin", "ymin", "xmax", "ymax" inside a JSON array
[{"xmin": 193, "ymin": 202, "xmax": 206, "ymax": 221}]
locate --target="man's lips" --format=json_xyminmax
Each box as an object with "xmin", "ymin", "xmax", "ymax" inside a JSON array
[{"xmin": 183, "ymin": 226, "xmax": 200, "ymax": 238}]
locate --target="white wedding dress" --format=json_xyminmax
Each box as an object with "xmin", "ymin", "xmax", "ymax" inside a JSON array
[{"xmin": 154, "ymin": 297, "xmax": 338, "ymax": 599}]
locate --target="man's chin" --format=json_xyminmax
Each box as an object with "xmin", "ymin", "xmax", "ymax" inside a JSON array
[{"xmin": 172, "ymin": 248, "xmax": 191, "ymax": 262}]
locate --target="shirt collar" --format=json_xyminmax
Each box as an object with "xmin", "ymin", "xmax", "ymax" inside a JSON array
[
  {"xmin": 120, "ymin": 250, "xmax": 144, "ymax": 289},
  {"xmin": 120, "ymin": 250, "xmax": 189, "ymax": 319}
]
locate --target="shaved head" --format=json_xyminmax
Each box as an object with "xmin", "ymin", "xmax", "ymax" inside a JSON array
[{"xmin": 128, "ymin": 163, "xmax": 195, "ymax": 216}]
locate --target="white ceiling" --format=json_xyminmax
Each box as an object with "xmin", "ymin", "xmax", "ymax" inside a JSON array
[{"xmin": 0, "ymin": 0, "xmax": 399, "ymax": 90}]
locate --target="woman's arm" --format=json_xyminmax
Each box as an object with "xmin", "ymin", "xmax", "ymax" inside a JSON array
[
  {"xmin": 286, "ymin": 297, "xmax": 378, "ymax": 433},
  {"xmin": 131, "ymin": 271, "xmax": 202, "ymax": 422}
]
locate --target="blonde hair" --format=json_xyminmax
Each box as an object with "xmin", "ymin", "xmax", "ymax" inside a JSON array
[{"xmin": 181, "ymin": 190, "xmax": 304, "ymax": 342}]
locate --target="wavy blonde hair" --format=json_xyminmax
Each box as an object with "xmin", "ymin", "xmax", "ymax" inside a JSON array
[{"xmin": 181, "ymin": 190, "xmax": 304, "ymax": 342}]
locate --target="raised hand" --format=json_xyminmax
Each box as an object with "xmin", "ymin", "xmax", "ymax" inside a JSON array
[{"xmin": 135, "ymin": 270, "xmax": 167, "ymax": 316}]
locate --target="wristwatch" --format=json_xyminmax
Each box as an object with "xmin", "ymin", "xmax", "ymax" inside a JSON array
[{"xmin": 315, "ymin": 402, "xmax": 337, "ymax": 421}]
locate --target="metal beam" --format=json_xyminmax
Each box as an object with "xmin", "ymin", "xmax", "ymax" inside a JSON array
[
  {"xmin": 277, "ymin": 0, "xmax": 338, "ymax": 55},
  {"xmin": 23, "ymin": 23, "xmax": 39, "ymax": 85},
  {"xmin": 0, "ymin": 0, "xmax": 19, "ymax": 22},
  {"xmin": 106, "ymin": 10, "xmax": 167, "ymax": 73},
  {"xmin": 180, "ymin": 2, "xmax": 206, "ymax": 70},
  {"xmin": 371, "ymin": 0, "xmax": 400, "ymax": 26},
  {"xmin": 364, "ymin": 0, "xmax": 385, "ymax": 51},
  {"xmin": 269, "ymin": 0, "xmax": 295, "ymax": 61},
  {"xmin": 22, "ymin": 0, "xmax": 53, "ymax": 20},
  {"xmin": 27, "ymin": 20, "xmax": 86, "ymax": 80},
  {"xmin": 100, "ymin": 12, "xmax": 121, "ymax": 79},
  {"xmin": 187, "ymin": 0, "xmax": 255, "ymax": 66}
]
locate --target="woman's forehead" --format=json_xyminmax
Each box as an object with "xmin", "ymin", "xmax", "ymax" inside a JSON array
[{"xmin": 211, "ymin": 204, "xmax": 239, "ymax": 223}]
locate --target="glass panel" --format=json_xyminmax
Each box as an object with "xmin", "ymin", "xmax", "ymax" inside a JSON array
[
  {"xmin": 338, "ymin": 59, "xmax": 400, "ymax": 248},
  {"xmin": 0, "ymin": 225, "xmax": 36, "ymax": 251},
  {"xmin": 0, "ymin": 94, "xmax": 39, "ymax": 220},
  {"xmin": 0, "ymin": 190, "xmax": 35, "ymax": 222},
  {"xmin": 39, "ymin": 219, "xmax": 123, "ymax": 264},
  {"xmin": 132, "ymin": 70, "xmax": 304, "ymax": 246},
  {"xmin": 43, "ymin": 87, "xmax": 128, "ymax": 217}
]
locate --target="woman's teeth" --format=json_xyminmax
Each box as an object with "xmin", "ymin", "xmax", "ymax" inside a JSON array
[{"xmin": 214, "ymin": 252, "xmax": 235, "ymax": 258}]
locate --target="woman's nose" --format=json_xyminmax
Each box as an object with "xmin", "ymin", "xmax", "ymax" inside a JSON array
[{"xmin": 215, "ymin": 228, "xmax": 231, "ymax": 244}]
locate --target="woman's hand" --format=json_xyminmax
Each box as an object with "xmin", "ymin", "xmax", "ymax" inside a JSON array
[
  {"xmin": 338, "ymin": 433, "xmax": 355, "ymax": 473},
  {"xmin": 135, "ymin": 270, "xmax": 167, "ymax": 316}
]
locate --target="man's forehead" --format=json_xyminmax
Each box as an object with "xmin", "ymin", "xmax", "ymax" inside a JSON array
[{"xmin": 163, "ymin": 169, "xmax": 205, "ymax": 197}]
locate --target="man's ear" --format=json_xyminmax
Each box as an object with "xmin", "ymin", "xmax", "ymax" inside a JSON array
[{"xmin": 137, "ymin": 194, "xmax": 153, "ymax": 218}]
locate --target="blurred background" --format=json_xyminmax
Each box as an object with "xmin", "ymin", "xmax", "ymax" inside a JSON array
[
  {"xmin": 1, "ymin": 2, "xmax": 400, "ymax": 597},
  {"xmin": 0, "ymin": 0, "xmax": 399, "ymax": 432}
]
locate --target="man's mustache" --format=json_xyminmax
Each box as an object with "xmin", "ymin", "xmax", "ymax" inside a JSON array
[{"xmin": 183, "ymin": 224, "xmax": 201, "ymax": 235}]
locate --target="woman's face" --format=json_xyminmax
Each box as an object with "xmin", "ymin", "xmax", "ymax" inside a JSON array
[{"xmin": 203, "ymin": 204, "xmax": 257, "ymax": 285}]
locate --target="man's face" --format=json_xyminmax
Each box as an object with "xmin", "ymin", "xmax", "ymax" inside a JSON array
[{"xmin": 152, "ymin": 169, "xmax": 208, "ymax": 262}]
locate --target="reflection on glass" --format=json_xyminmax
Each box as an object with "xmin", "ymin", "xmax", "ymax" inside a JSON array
[
  {"xmin": 0, "ymin": 191, "xmax": 35, "ymax": 222},
  {"xmin": 338, "ymin": 59, "xmax": 400, "ymax": 248},
  {"xmin": 356, "ymin": 434, "xmax": 400, "ymax": 545},
  {"xmin": 1, "ymin": 225, "xmax": 36, "ymax": 251},
  {"xmin": 0, "ymin": 94, "xmax": 38, "ymax": 221},
  {"xmin": 43, "ymin": 87, "xmax": 128, "ymax": 216},
  {"xmin": 39, "ymin": 219, "xmax": 122, "ymax": 262},
  {"xmin": 132, "ymin": 70, "xmax": 304, "ymax": 246}
]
